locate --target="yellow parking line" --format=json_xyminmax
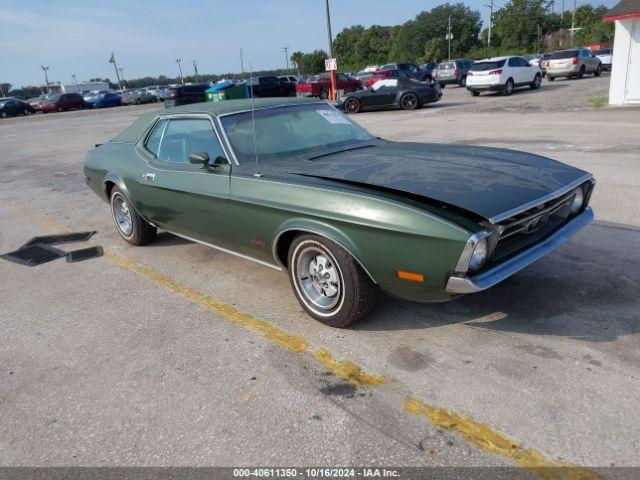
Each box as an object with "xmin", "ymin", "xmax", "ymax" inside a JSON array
[{"xmin": 0, "ymin": 199, "xmax": 601, "ymax": 479}]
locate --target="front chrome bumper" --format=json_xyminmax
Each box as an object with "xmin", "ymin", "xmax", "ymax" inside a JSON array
[{"xmin": 445, "ymin": 207, "xmax": 593, "ymax": 294}]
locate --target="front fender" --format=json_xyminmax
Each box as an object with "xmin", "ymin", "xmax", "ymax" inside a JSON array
[{"xmin": 271, "ymin": 217, "xmax": 375, "ymax": 283}]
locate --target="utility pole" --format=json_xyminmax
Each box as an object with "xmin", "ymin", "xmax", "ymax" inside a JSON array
[
  {"xmin": 119, "ymin": 68, "xmax": 125, "ymax": 88},
  {"xmin": 561, "ymin": 0, "xmax": 565, "ymax": 21},
  {"xmin": 176, "ymin": 58, "xmax": 184, "ymax": 84},
  {"xmin": 537, "ymin": 24, "xmax": 542, "ymax": 54},
  {"xmin": 485, "ymin": 0, "xmax": 494, "ymax": 47},
  {"xmin": 71, "ymin": 74, "xmax": 79, "ymax": 93},
  {"xmin": 447, "ymin": 15, "xmax": 452, "ymax": 60},
  {"xmin": 109, "ymin": 52, "xmax": 123, "ymax": 90},
  {"xmin": 240, "ymin": 49, "xmax": 245, "ymax": 80},
  {"xmin": 324, "ymin": 0, "xmax": 337, "ymax": 100},
  {"xmin": 571, "ymin": 0, "xmax": 576, "ymax": 31},
  {"xmin": 41, "ymin": 65, "xmax": 51, "ymax": 93},
  {"xmin": 282, "ymin": 47, "xmax": 290, "ymax": 70},
  {"xmin": 192, "ymin": 60, "xmax": 199, "ymax": 83}
]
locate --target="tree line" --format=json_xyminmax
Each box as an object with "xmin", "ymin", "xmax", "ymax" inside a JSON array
[
  {"xmin": 2, "ymin": 0, "xmax": 612, "ymax": 97},
  {"xmin": 291, "ymin": 0, "xmax": 613, "ymax": 73}
]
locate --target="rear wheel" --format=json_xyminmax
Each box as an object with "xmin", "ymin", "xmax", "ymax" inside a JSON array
[
  {"xmin": 400, "ymin": 92, "xmax": 418, "ymax": 110},
  {"xmin": 531, "ymin": 73, "xmax": 542, "ymax": 89},
  {"xmin": 578, "ymin": 66, "xmax": 585, "ymax": 78},
  {"xmin": 459, "ymin": 76, "xmax": 467, "ymax": 87},
  {"xmin": 319, "ymin": 88, "xmax": 329, "ymax": 100},
  {"xmin": 503, "ymin": 78, "xmax": 514, "ymax": 96},
  {"xmin": 110, "ymin": 186, "xmax": 156, "ymax": 245},
  {"xmin": 57, "ymin": 106, "xmax": 63, "ymax": 112},
  {"xmin": 1, "ymin": 112, "xmax": 7, "ymax": 118},
  {"xmin": 344, "ymin": 97, "xmax": 361, "ymax": 113},
  {"xmin": 439, "ymin": 83, "xmax": 446, "ymax": 89},
  {"xmin": 594, "ymin": 64, "xmax": 602, "ymax": 77},
  {"xmin": 470, "ymin": 90, "xmax": 480, "ymax": 96},
  {"xmin": 288, "ymin": 234, "xmax": 376, "ymax": 328}
]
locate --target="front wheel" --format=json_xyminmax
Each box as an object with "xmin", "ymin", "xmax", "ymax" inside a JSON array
[
  {"xmin": 344, "ymin": 97, "xmax": 361, "ymax": 113},
  {"xmin": 319, "ymin": 88, "xmax": 329, "ymax": 100},
  {"xmin": 594, "ymin": 65, "xmax": 602, "ymax": 77},
  {"xmin": 288, "ymin": 234, "xmax": 376, "ymax": 328},
  {"xmin": 400, "ymin": 93, "xmax": 418, "ymax": 110},
  {"xmin": 470, "ymin": 90, "xmax": 480, "ymax": 96},
  {"xmin": 531, "ymin": 73, "xmax": 542, "ymax": 89},
  {"xmin": 110, "ymin": 186, "xmax": 157, "ymax": 245}
]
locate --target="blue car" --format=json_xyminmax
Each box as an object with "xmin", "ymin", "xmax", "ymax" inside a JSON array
[{"xmin": 83, "ymin": 91, "xmax": 121, "ymax": 108}]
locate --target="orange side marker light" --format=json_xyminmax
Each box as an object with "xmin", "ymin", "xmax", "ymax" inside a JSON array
[{"xmin": 396, "ymin": 270, "xmax": 424, "ymax": 283}]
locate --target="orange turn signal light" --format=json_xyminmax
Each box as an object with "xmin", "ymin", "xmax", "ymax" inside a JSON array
[{"xmin": 396, "ymin": 270, "xmax": 424, "ymax": 283}]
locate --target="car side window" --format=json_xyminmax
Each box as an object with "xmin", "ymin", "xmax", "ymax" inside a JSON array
[
  {"xmin": 151, "ymin": 118, "xmax": 225, "ymax": 165},
  {"xmin": 145, "ymin": 119, "xmax": 168, "ymax": 157},
  {"xmin": 508, "ymin": 58, "xmax": 518, "ymax": 67}
]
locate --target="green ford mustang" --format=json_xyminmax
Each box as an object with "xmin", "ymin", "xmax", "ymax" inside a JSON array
[{"xmin": 84, "ymin": 97, "xmax": 594, "ymax": 327}]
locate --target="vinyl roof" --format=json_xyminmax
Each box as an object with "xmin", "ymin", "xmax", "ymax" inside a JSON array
[{"xmin": 111, "ymin": 97, "xmax": 322, "ymax": 143}]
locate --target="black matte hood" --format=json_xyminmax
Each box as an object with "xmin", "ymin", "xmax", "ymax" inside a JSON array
[{"xmin": 263, "ymin": 142, "xmax": 590, "ymax": 221}]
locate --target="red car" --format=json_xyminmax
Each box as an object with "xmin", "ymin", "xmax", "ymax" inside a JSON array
[
  {"xmin": 296, "ymin": 73, "xmax": 361, "ymax": 99},
  {"xmin": 39, "ymin": 93, "xmax": 88, "ymax": 113},
  {"xmin": 365, "ymin": 69, "xmax": 412, "ymax": 88}
]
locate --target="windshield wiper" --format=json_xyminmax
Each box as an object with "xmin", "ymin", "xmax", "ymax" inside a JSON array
[{"xmin": 308, "ymin": 143, "xmax": 376, "ymax": 161}]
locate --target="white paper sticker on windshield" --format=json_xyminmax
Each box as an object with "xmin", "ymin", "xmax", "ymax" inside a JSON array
[{"xmin": 317, "ymin": 109, "xmax": 350, "ymax": 124}]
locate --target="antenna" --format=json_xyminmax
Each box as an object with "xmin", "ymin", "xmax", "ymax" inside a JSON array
[{"xmin": 249, "ymin": 62, "xmax": 261, "ymax": 177}]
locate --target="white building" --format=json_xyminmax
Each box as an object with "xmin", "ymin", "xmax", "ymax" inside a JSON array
[{"xmin": 605, "ymin": 0, "xmax": 640, "ymax": 105}]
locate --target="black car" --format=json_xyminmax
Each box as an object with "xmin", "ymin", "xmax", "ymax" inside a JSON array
[
  {"xmin": 164, "ymin": 84, "xmax": 210, "ymax": 108},
  {"xmin": 379, "ymin": 62, "xmax": 432, "ymax": 82},
  {"xmin": 0, "ymin": 98, "xmax": 36, "ymax": 118},
  {"xmin": 334, "ymin": 77, "xmax": 441, "ymax": 113},
  {"xmin": 247, "ymin": 76, "xmax": 295, "ymax": 97}
]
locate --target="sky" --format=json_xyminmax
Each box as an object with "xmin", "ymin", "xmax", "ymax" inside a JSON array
[{"xmin": 0, "ymin": 0, "xmax": 617, "ymax": 88}]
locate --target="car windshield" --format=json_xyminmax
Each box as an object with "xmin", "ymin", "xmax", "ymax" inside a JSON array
[
  {"xmin": 551, "ymin": 50, "xmax": 578, "ymax": 59},
  {"xmin": 220, "ymin": 104, "xmax": 374, "ymax": 163},
  {"xmin": 470, "ymin": 60, "xmax": 506, "ymax": 71}
]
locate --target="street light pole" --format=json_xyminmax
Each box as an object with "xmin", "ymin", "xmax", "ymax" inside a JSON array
[
  {"xmin": 448, "ymin": 15, "xmax": 452, "ymax": 60},
  {"xmin": 109, "ymin": 52, "xmax": 123, "ymax": 90},
  {"xmin": 41, "ymin": 66, "xmax": 51, "ymax": 94},
  {"xmin": 176, "ymin": 58, "xmax": 184, "ymax": 84},
  {"xmin": 282, "ymin": 47, "xmax": 290, "ymax": 70},
  {"xmin": 119, "ymin": 68, "xmax": 126, "ymax": 88},
  {"xmin": 192, "ymin": 60, "xmax": 199, "ymax": 83},
  {"xmin": 71, "ymin": 74, "xmax": 79, "ymax": 93},
  {"xmin": 324, "ymin": 0, "xmax": 337, "ymax": 100},
  {"xmin": 484, "ymin": 0, "xmax": 493, "ymax": 47}
]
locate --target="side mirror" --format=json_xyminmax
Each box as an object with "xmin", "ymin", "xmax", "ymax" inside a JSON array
[{"xmin": 189, "ymin": 151, "xmax": 210, "ymax": 165}]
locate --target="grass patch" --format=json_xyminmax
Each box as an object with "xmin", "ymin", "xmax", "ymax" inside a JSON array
[{"xmin": 587, "ymin": 97, "xmax": 608, "ymax": 108}]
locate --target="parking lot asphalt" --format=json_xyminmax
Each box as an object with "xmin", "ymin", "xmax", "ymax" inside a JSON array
[{"xmin": 1, "ymin": 76, "xmax": 639, "ymax": 475}]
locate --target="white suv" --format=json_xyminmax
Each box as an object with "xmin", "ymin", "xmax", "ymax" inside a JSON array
[{"xmin": 466, "ymin": 56, "xmax": 542, "ymax": 96}]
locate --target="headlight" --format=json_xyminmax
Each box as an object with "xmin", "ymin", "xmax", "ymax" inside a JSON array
[
  {"xmin": 570, "ymin": 187, "xmax": 584, "ymax": 214},
  {"xmin": 469, "ymin": 238, "xmax": 488, "ymax": 270}
]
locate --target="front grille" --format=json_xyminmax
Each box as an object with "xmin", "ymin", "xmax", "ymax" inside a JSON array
[{"xmin": 489, "ymin": 190, "xmax": 576, "ymax": 264}]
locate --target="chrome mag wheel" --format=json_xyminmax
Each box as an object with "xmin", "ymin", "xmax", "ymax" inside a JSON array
[
  {"xmin": 400, "ymin": 93, "xmax": 418, "ymax": 110},
  {"xmin": 112, "ymin": 193, "xmax": 133, "ymax": 237},
  {"xmin": 344, "ymin": 98, "xmax": 360, "ymax": 113},
  {"xmin": 294, "ymin": 244, "xmax": 343, "ymax": 313}
]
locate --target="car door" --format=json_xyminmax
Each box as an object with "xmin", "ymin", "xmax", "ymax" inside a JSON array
[
  {"xmin": 369, "ymin": 80, "xmax": 398, "ymax": 107},
  {"xmin": 133, "ymin": 115, "xmax": 236, "ymax": 248}
]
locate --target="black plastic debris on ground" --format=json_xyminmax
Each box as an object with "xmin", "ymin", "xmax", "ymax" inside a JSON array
[
  {"xmin": 66, "ymin": 246, "xmax": 104, "ymax": 263},
  {"xmin": 21, "ymin": 231, "xmax": 96, "ymax": 249},
  {"xmin": 0, "ymin": 244, "xmax": 68, "ymax": 266}
]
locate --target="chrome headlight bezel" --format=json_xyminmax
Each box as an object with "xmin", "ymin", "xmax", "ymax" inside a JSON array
[
  {"xmin": 455, "ymin": 231, "xmax": 490, "ymax": 273},
  {"xmin": 469, "ymin": 237, "xmax": 488, "ymax": 271},
  {"xmin": 570, "ymin": 187, "xmax": 584, "ymax": 214}
]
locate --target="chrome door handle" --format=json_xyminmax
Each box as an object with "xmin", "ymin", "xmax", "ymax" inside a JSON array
[{"xmin": 142, "ymin": 173, "xmax": 155, "ymax": 182}]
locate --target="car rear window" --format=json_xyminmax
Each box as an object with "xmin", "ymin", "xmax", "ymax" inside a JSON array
[
  {"xmin": 551, "ymin": 50, "xmax": 578, "ymax": 59},
  {"xmin": 595, "ymin": 49, "xmax": 612, "ymax": 55},
  {"xmin": 470, "ymin": 60, "xmax": 506, "ymax": 71},
  {"xmin": 438, "ymin": 62, "xmax": 455, "ymax": 69}
]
